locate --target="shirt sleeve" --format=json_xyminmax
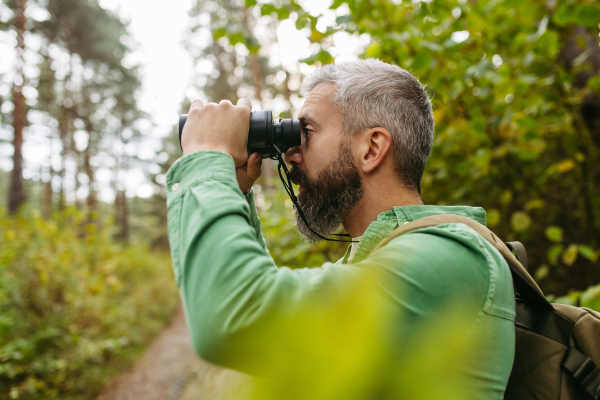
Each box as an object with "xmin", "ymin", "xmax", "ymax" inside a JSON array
[
  {"xmin": 166, "ymin": 151, "xmax": 365, "ymax": 374},
  {"xmin": 243, "ymin": 188, "xmax": 267, "ymax": 252}
]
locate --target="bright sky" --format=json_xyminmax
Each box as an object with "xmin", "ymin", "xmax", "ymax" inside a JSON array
[
  {"xmin": 0, "ymin": 0, "xmax": 368, "ymax": 201},
  {"xmin": 98, "ymin": 0, "xmax": 366, "ymax": 138},
  {"xmin": 99, "ymin": 0, "xmax": 194, "ymax": 132}
]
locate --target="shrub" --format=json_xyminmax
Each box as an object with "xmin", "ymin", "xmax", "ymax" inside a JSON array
[{"xmin": 0, "ymin": 208, "xmax": 179, "ymax": 400}]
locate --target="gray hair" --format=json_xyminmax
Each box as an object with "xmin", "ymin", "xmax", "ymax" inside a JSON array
[{"xmin": 300, "ymin": 59, "xmax": 434, "ymax": 194}]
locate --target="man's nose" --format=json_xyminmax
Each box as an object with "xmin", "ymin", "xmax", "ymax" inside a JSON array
[{"xmin": 285, "ymin": 145, "xmax": 302, "ymax": 166}]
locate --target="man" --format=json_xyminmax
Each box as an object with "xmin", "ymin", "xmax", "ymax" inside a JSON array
[{"xmin": 167, "ymin": 59, "xmax": 516, "ymax": 398}]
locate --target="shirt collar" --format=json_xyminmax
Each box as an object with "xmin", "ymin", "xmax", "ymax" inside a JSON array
[{"xmin": 344, "ymin": 205, "xmax": 487, "ymax": 265}]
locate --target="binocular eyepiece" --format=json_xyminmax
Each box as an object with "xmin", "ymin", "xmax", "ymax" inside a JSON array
[{"xmin": 178, "ymin": 111, "xmax": 301, "ymax": 159}]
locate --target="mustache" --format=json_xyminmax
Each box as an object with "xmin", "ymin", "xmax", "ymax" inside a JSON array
[{"xmin": 289, "ymin": 166, "xmax": 311, "ymax": 188}]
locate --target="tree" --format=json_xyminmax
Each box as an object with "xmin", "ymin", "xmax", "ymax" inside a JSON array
[
  {"xmin": 0, "ymin": 0, "xmax": 142, "ymax": 235},
  {"xmin": 6, "ymin": 0, "xmax": 29, "ymax": 214},
  {"xmin": 258, "ymin": 0, "xmax": 600, "ymax": 295}
]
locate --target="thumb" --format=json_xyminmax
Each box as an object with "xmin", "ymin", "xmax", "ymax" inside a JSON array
[{"xmin": 246, "ymin": 152, "xmax": 263, "ymax": 181}]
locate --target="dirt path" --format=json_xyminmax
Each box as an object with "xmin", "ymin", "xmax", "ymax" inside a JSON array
[{"xmin": 95, "ymin": 306, "xmax": 252, "ymax": 400}]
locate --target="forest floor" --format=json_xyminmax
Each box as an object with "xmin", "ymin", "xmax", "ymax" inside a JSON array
[{"xmin": 95, "ymin": 306, "xmax": 253, "ymax": 400}]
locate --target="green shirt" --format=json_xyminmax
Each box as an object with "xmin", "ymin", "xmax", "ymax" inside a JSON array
[{"xmin": 167, "ymin": 151, "xmax": 516, "ymax": 399}]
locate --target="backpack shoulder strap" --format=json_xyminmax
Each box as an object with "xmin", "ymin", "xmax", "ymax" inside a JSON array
[
  {"xmin": 506, "ymin": 241, "xmax": 528, "ymax": 270},
  {"xmin": 368, "ymin": 214, "xmax": 548, "ymax": 304}
]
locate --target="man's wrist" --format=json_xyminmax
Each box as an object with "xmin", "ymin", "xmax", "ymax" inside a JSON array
[{"xmin": 183, "ymin": 143, "xmax": 233, "ymax": 157}]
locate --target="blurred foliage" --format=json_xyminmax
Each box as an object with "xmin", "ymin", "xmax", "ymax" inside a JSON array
[
  {"xmin": 232, "ymin": 0, "xmax": 600, "ymax": 296},
  {"xmin": 549, "ymin": 280, "xmax": 600, "ymax": 310},
  {"xmin": 248, "ymin": 277, "xmax": 479, "ymax": 400},
  {"xmin": 189, "ymin": 270, "xmax": 484, "ymax": 400},
  {"xmin": 0, "ymin": 208, "xmax": 178, "ymax": 400}
]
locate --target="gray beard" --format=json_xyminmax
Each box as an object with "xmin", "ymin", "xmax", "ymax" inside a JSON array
[{"xmin": 289, "ymin": 142, "xmax": 363, "ymax": 243}]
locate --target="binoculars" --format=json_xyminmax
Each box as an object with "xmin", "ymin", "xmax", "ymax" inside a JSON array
[{"xmin": 178, "ymin": 111, "xmax": 301, "ymax": 159}]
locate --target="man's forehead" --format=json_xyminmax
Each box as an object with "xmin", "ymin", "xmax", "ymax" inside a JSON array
[{"xmin": 298, "ymin": 82, "xmax": 337, "ymax": 123}]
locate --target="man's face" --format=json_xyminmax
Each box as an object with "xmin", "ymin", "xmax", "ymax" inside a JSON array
[{"xmin": 285, "ymin": 83, "xmax": 364, "ymax": 242}]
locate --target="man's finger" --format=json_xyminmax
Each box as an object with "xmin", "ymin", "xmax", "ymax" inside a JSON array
[
  {"xmin": 189, "ymin": 99, "xmax": 204, "ymax": 112},
  {"xmin": 246, "ymin": 152, "xmax": 262, "ymax": 180},
  {"xmin": 236, "ymin": 98, "xmax": 252, "ymax": 112}
]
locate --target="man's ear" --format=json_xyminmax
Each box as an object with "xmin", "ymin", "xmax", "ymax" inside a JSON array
[{"xmin": 358, "ymin": 127, "xmax": 393, "ymax": 174}]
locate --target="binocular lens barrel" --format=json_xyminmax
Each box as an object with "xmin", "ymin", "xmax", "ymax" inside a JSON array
[{"xmin": 178, "ymin": 111, "xmax": 301, "ymax": 159}]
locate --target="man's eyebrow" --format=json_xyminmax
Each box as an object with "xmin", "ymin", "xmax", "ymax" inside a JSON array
[{"xmin": 299, "ymin": 115, "xmax": 319, "ymax": 128}]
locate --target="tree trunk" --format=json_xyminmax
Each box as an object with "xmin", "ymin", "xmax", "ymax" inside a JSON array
[
  {"xmin": 58, "ymin": 63, "xmax": 73, "ymax": 212},
  {"xmin": 81, "ymin": 84, "xmax": 97, "ymax": 222},
  {"xmin": 83, "ymin": 137, "xmax": 96, "ymax": 222},
  {"xmin": 57, "ymin": 105, "xmax": 69, "ymax": 211},
  {"xmin": 8, "ymin": 0, "xmax": 28, "ymax": 214},
  {"xmin": 70, "ymin": 129, "xmax": 82, "ymax": 211},
  {"xmin": 114, "ymin": 189, "xmax": 129, "ymax": 242},
  {"xmin": 42, "ymin": 166, "xmax": 54, "ymax": 219},
  {"xmin": 114, "ymin": 119, "xmax": 129, "ymax": 242}
]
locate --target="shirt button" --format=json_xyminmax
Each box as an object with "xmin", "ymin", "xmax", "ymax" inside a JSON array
[{"xmin": 172, "ymin": 183, "xmax": 180, "ymax": 192}]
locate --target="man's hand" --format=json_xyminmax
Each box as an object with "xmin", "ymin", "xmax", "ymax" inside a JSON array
[
  {"xmin": 181, "ymin": 98, "xmax": 252, "ymax": 167},
  {"xmin": 236, "ymin": 152, "xmax": 262, "ymax": 194}
]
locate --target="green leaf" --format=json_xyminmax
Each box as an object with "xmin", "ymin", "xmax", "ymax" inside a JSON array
[
  {"xmin": 486, "ymin": 209, "xmax": 500, "ymax": 228},
  {"xmin": 534, "ymin": 265, "xmax": 549, "ymax": 281},
  {"xmin": 553, "ymin": 4, "xmax": 573, "ymax": 26},
  {"xmin": 587, "ymin": 75, "xmax": 600, "ymax": 91},
  {"xmin": 545, "ymin": 226, "xmax": 563, "ymax": 243},
  {"xmin": 336, "ymin": 15, "xmax": 352, "ymax": 25},
  {"xmin": 317, "ymin": 50, "xmax": 333, "ymax": 64},
  {"xmin": 296, "ymin": 16, "xmax": 308, "ymax": 30},
  {"xmin": 580, "ymin": 285, "xmax": 600, "ymax": 311},
  {"xmin": 447, "ymin": 80, "xmax": 464, "ymax": 99},
  {"xmin": 574, "ymin": 5, "xmax": 600, "ymax": 28},
  {"xmin": 547, "ymin": 244, "xmax": 564, "ymax": 265},
  {"xmin": 331, "ymin": 0, "xmax": 346, "ymax": 9},
  {"xmin": 510, "ymin": 211, "xmax": 531, "ymax": 232},
  {"xmin": 261, "ymin": 4, "xmax": 277, "ymax": 16},
  {"xmin": 276, "ymin": 7, "xmax": 291, "ymax": 21},
  {"xmin": 562, "ymin": 244, "xmax": 578, "ymax": 266},
  {"xmin": 548, "ymin": 159, "xmax": 576, "ymax": 175},
  {"xmin": 518, "ymin": 75, "xmax": 537, "ymax": 84},
  {"xmin": 228, "ymin": 32, "xmax": 245, "ymax": 45},
  {"xmin": 500, "ymin": 190, "xmax": 513, "ymax": 206},
  {"xmin": 365, "ymin": 43, "xmax": 381, "ymax": 58},
  {"xmin": 245, "ymin": 0, "xmax": 257, "ymax": 7},
  {"xmin": 411, "ymin": 49, "xmax": 432, "ymax": 71},
  {"xmin": 310, "ymin": 29, "xmax": 325, "ymax": 43},
  {"xmin": 554, "ymin": 291, "xmax": 581, "ymax": 306},
  {"xmin": 578, "ymin": 245, "xmax": 597, "ymax": 261},
  {"xmin": 246, "ymin": 36, "xmax": 261, "ymax": 54},
  {"xmin": 420, "ymin": 40, "xmax": 444, "ymax": 52},
  {"xmin": 213, "ymin": 27, "xmax": 227, "ymax": 39},
  {"xmin": 516, "ymin": 117, "xmax": 538, "ymax": 130},
  {"xmin": 536, "ymin": 29, "xmax": 561, "ymax": 57},
  {"xmin": 525, "ymin": 199, "xmax": 544, "ymax": 211}
]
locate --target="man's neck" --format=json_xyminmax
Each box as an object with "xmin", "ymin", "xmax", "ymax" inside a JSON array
[{"xmin": 342, "ymin": 183, "xmax": 423, "ymax": 237}]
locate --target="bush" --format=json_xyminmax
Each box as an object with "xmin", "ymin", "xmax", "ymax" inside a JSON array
[{"xmin": 0, "ymin": 208, "xmax": 179, "ymax": 400}]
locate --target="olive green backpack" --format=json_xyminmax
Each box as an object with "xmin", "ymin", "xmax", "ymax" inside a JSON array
[{"xmin": 372, "ymin": 214, "xmax": 600, "ymax": 399}]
